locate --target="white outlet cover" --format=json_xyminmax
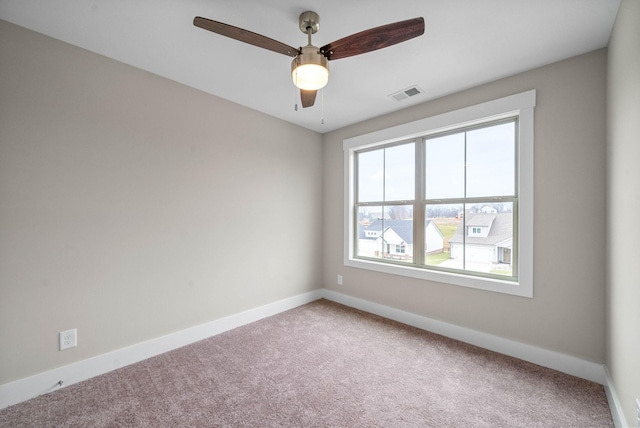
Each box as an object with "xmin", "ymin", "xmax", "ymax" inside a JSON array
[{"xmin": 59, "ymin": 328, "xmax": 77, "ymax": 350}]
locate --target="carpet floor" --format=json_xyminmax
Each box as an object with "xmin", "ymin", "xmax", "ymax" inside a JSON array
[{"xmin": 0, "ymin": 299, "xmax": 613, "ymax": 427}]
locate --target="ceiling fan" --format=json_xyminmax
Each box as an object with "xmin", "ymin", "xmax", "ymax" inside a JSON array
[{"xmin": 193, "ymin": 12, "xmax": 425, "ymax": 108}]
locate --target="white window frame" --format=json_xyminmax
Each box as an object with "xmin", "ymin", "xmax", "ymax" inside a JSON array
[{"xmin": 343, "ymin": 90, "xmax": 535, "ymax": 298}]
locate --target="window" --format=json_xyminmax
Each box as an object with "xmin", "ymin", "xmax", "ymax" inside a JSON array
[{"xmin": 344, "ymin": 91, "xmax": 535, "ymax": 297}]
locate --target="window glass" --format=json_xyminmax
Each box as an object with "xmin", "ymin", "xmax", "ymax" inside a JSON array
[
  {"xmin": 425, "ymin": 133, "xmax": 465, "ymax": 199},
  {"xmin": 357, "ymin": 150, "xmax": 384, "ymax": 202},
  {"xmin": 461, "ymin": 202, "xmax": 514, "ymax": 276},
  {"xmin": 424, "ymin": 203, "xmax": 462, "ymax": 268},
  {"xmin": 466, "ymin": 122, "xmax": 516, "ymax": 198},
  {"xmin": 384, "ymin": 143, "xmax": 415, "ymax": 201},
  {"xmin": 358, "ymin": 120, "xmax": 516, "ymax": 280},
  {"xmin": 357, "ymin": 143, "xmax": 415, "ymax": 203},
  {"xmin": 356, "ymin": 205, "xmax": 413, "ymax": 262}
]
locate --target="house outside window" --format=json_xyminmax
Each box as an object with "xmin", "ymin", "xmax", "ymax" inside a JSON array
[{"xmin": 344, "ymin": 91, "xmax": 535, "ymax": 297}]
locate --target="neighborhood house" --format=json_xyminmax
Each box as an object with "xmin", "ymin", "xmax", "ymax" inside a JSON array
[
  {"xmin": 357, "ymin": 209, "xmax": 513, "ymax": 273},
  {"xmin": 448, "ymin": 212, "xmax": 513, "ymax": 266},
  {"xmin": 358, "ymin": 219, "xmax": 444, "ymax": 260}
]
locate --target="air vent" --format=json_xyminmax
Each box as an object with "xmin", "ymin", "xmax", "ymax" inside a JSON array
[{"xmin": 389, "ymin": 85, "xmax": 424, "ymax": 102}]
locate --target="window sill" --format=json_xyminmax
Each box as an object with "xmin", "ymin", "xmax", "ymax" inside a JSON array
[{"xmin": 345, "ymin": 257, "xmax": 533, "ymax": 297}]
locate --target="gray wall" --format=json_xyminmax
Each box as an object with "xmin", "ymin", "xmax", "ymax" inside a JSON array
[
  {"xmin": 323, "ymin": 49, "xmax": 608, "ymax": 363},
  {"xmin": 607, "ymin": 0, "xmax": 640, "ymax": 425},
  {"xmin": 0, "ymin": 20, "xmax": 323, "ymax": 384}
]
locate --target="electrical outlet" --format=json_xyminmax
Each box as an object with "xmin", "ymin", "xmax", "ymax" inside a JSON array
[
  {"xmin": 59, "ymin": 328, "xmax": 77, "ymax": 350},
  {"xmin": 337, "ymin": 275, "xmax": 343, "ymax": 285}
]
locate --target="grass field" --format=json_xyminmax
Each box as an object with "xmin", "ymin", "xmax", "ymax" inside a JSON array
[
  {"xmin": 430, "ymin": 217, "xmax": 460, "ymax": 239},
  {"xmin": 425, "ymin": 252, "xmax": 450, "ymax": 265}
]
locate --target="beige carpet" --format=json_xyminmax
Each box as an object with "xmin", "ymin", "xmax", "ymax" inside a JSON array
[{"xmin": 0, "ymin": 299, "xmax": 613, "ymax": 427}]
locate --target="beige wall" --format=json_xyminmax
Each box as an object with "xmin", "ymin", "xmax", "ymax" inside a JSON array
[
  {"xmin": 0, "ymin": 20, "xmax": 323, "ymax": 384},
  {"xmin": 323, "ymin": 49, "xmax": 607, "ymax": 363},
  {"xmin": 607, "ymin": 0, "xmax": 640, "ymax": 425}
]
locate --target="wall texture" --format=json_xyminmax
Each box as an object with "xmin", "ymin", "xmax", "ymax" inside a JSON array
[
  {"xmin": 606, "ymin": 0, "xmax": 640, "ymax": 425},
  {"xmin": 0, "ymin": 20, "xmax": 323, "ymax": 385},
  {"xmin": 323, "ymin": 49, "xmax": 607, "ymax": 363}
]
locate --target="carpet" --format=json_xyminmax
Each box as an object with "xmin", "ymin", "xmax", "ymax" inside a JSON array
[{"xmin": 0, "ymin": 299, "xmax": 613, "ymax": 427}]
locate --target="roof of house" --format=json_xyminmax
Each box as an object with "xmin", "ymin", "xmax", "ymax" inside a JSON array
[
  {"xmin": 359, "ymin": 219, "xmax": 443, "ymax": 244},
  {"xmin": 466, "ymin": 213, "xmax": 498, "ymax": 227},
  {"xmin": 449, "ymin": 213, "xmax": 513, "ymax": 246},
  {"xmin": 360, "ymin": 219, "xmax": 413, "ymax": 244}
]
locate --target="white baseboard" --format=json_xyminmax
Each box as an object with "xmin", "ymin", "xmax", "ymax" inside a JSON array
[
  {"xmin": 603, "ymin": 366, "xmax": 628, "ymax": 428},
  {"xmin": 1, "ymin": 287, "xmax": 619, "ymax": 423},
  {"xmin": 0, "ymin": 290, "xmax": 323, "ymax": 410},
  {"xmin": 321, "ymin": 289, "xmax": 607, "ymax": 385}
]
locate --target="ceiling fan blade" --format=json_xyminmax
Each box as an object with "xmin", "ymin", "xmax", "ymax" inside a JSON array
[
  {"xmin": 320, "ymin": 17, "xmax": 424, "ymax": 61},
  {"xmin": 300, "ymin": 89, "xmax": 317, "ymax": 108},
  {"xmin": 194, "ymin": 17, "xmax": 299, "ymax": 57}
]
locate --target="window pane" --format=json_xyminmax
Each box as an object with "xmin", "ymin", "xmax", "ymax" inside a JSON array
[
  {"xmin": 461, "ymin": 202, "xmax": 513, "ymax": 276},
  {"xmin": 356, "ymin": 205, "xmax": 383, "ymax": 258},
  {"xmin": 356, "ymin": 205, "xmax": 413, "ymax": 262},
  {"xmin": 357, "ymin": 150, "xmax": 384, "ymax": 202},
  {"xmin": 425, "ymin": 133, "xmax": 465, "ymax": 199},
  {"xmin": 425, "ymin": 204, "xmax": 462, "ymax": 268},
  {"xmin": 384, "ymin": 143, "xmax": 415, "ymax": 201},
  {"xmin": 466, "ymin": 122, "xmax": 515, "ymax": 197}
]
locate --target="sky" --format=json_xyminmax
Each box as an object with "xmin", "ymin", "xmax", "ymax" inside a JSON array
[{"xmin": 357, "ymin": 120, "xmax": 516, "ymax": 203}]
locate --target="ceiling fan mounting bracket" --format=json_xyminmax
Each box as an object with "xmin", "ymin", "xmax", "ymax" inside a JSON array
[{"xmin": 299, "ymin": 11, "xmax": 320, "ymax": 35}]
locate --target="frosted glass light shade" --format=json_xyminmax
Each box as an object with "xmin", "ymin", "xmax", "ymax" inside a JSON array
[{"xmin": 292, "ymin": 63, "xmax": 329, "ymax": 90}]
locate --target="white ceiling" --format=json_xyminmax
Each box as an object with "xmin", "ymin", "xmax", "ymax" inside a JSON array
[{"xmin": 0, "ymin": 0, "xmax": 621, "ymax": 133}]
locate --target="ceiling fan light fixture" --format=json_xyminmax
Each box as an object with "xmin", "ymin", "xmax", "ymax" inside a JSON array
[{"xmin": 291, "ymin": 46, "xmax": 329, "ymax": 90}]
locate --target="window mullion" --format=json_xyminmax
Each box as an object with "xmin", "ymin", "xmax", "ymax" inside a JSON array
[
  {"xmin": 382, "ymin": 148, "xmax": 386, "ymax": 203},
  {"xmin": 414, "ymin": 139, "xmax": 425, "ymax": 266},
  {"xmin": 463, "ymin": 130, "xmax": 468, "ymax": 271},
  {"xmin": 512, "ymin": 119, "xmax": 519, "ymax": 279}
]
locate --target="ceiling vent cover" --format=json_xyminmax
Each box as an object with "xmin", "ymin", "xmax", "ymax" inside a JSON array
[{"xmin": 389, "ymin": 85, "xmax": 424, "ymax": 102}]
